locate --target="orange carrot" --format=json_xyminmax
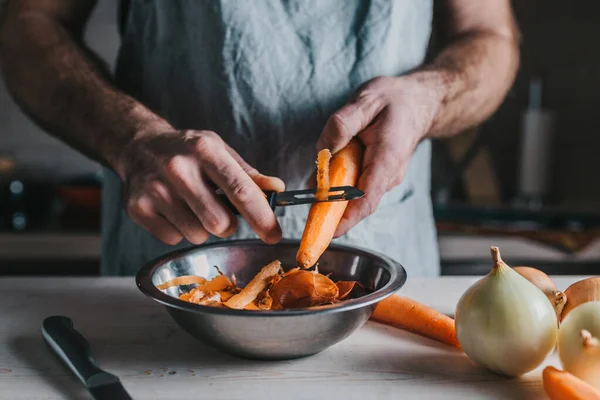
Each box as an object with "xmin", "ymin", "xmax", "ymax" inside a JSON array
[
  {"xmin": 315, "ymin": 149, "xmax": 332, "ymax": 201},
  {"xmin": 224, "ymin": 260, "xmax": 282, "ymax": 309},
  {"xmin": 543, "ymin": 366, "xmax": 600, "ymax": 400},
  {"xmin": 370, "ymin": 294, "xmax": 461, "ymax": 348},
  {"xmin": 297, "ymin": 139, "xmax": 364, "ymax": 268}
]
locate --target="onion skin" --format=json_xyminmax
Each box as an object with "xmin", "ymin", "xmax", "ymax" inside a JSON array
[
  {"xmin": 562, "ymin": 277, "xmax": 600, "ymax": 321},
  {"xmin": 558, "ymin": 301, "xmax": 600, "ymax": 390},
  {"xmin": 455, "ymin": 247, "xmax": 558, "ymax": 377},
  {"xmin": 513, "ymin": 266, "xmax": 567, "ymax": 323},
  {"xmin": 269, "ymin": 270, "xmax": 339, "ymax": 309},
  {"xmin": 513, "ymin": 266, "xmax": 558, "ymax": 292}
]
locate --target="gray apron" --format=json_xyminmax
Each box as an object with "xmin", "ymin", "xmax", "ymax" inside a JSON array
[{"xmin": 102, "ymin": 0, "xmax": 440, "ymax": 277}]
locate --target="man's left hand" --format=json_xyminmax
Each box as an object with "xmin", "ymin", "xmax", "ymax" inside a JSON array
[{"xmin": 316, "ymin": 75, "xmax": 442, "ymax": 237}]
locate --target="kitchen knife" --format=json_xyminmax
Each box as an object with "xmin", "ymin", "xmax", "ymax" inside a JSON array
[
  {"xmin": 217, "ymin": 185, "xmax": 364, "ymax": 215},
  {"xmin": 41, "ymin": 316, "xmax": 133, "ymax": 400}
]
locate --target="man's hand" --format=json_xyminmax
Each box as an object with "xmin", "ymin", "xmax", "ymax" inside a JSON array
[
  {"xmin": 120, "ymin": 130, "xmax": 285, "ymax": 246},
  {"xmin": 316, "ymin": 75, "xmax": 442, "ymax": 237},
  {"xmin": 317, "ymin": 0, "xmax": 519, "ymax": 237},
  {"xmin": 0, "ymin": 1, "xmax": 287, "ymax": 247}
]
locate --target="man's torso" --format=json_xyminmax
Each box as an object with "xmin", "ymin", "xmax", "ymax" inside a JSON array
[{"xmin": 102, "ymin": 0, "xmax": 440, "ymax": 276}]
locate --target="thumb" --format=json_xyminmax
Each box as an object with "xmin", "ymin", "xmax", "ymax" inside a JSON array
[
  {"xmin": 250, "ymin": 173, "xmax": 286, "ymax": 193},
  {"xmin": 317, "ymin": 95, "xmax": 385, "ymax": 154}
]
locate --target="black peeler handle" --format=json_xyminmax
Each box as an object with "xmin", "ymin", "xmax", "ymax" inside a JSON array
[{"xmin": 216, "ymin": 191, "xmax": 278, "ymax": 215}]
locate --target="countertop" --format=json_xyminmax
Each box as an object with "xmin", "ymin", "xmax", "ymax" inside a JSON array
[{"xmin": 0, "ymin": 276, "xmax": 589, "ymax": 399}]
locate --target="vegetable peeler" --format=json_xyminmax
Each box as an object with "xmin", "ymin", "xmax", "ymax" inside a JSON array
[{"xmin": 217, "ymin": 186, "xmax": 364, "ymax": 215}]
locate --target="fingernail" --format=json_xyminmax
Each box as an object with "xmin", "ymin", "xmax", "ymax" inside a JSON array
[
  {"xmin": 266, "ymin": 227, "xmax": 282, "ymax": 244},
  {"xmin": 219, "ymin": 219, "xmax": 238, "ymax": 239}
]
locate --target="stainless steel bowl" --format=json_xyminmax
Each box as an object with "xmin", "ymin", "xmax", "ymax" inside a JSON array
[{"xmin": 136, "ymin": 239, "xmax": 407, "ymax": 360}]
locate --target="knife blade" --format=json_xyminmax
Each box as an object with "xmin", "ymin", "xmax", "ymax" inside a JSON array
[
  {"xmin": 217, "ymin": 186, "xmax": 364, "ymax": 215},
  {"xmin": 41, "ymin": 316, "xmax": 133, "ymax": 400}
]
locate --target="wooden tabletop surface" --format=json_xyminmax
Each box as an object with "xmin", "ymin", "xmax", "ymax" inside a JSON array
[{"xmin": 0, "ymin": 275, "xmax": 589, "ymax": 400}]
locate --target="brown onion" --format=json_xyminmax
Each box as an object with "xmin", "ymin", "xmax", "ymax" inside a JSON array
[
  {"xmin": 514, "ymin": 266, "xmax": 567, "ymax": 322},
  {"xmin": 562, "ymin": 277, "xmax": 600, "ymax": 321}
]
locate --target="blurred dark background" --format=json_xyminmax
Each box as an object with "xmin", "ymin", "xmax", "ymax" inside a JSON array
[
  {"xmin": 441, "ymin": 1, "xmax": 600, "ymax": 209},
  {"xmin": 2, "ymin": 0, "xmax": 600, "ymax": 276}
]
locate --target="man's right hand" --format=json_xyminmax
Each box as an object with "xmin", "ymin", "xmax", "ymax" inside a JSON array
[
  {"xmin": 118, "ymin": 130, "xmax": 285, "ymax": 246},
  {"xmin": 0, "ymin": 2, "xmax": 284, "ymax": 246}
]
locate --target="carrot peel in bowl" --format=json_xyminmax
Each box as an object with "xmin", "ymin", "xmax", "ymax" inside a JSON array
[{"xmin": 156, "ymin": 260, "xmax": 369, "ymax": 310}]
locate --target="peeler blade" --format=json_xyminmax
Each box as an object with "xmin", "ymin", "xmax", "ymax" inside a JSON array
[{"xmin": 274, "ymin": 186, "xmax": 364, "ymax": 206}]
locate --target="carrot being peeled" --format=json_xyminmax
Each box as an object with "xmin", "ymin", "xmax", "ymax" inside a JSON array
[
  {"xmin": 370, "ymin": 294, "xmax": 461, "ymax": 348},
  {"xmin": 297, "ymin": 139, "xmax": 364, "ymax": 268},
  {"xmin": 543, "ymin": 366, "xmax": 600, "ymax": 400}
]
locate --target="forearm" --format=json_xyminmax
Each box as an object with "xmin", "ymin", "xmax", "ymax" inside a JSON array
[
  {"xmin": 0, "ymin": 8, "xmax": 171, "ymax": 176},
  {"xmin": 415, "ymin": 26, "xmax": 520, "ymax": 139}
]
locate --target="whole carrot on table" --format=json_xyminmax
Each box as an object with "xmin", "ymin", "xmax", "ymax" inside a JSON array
[
  {"xmin": 543, "ymin": 366, "xmax": 600, "ymax": 400},
  {"xmin": 370, "ymin": 294, "xmax": 461, "ymax": 348}
]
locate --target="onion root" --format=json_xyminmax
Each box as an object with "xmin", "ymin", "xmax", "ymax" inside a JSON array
[{"xmin": 581, "ymin": 329, "xmax": 600, "ymax": 349}]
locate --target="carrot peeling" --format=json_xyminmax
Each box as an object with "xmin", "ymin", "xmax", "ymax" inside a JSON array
[
  {"xmin": 179, "ymin": 292, "xmax": 192, "ymax": 302},
  {"xmin": 172, "ymin": 260, "xmax": 370, "ymax": 310},
  {"xmin": 370, "ymin": 294, "xmax": 461, "ymax": 348},
  {"xmin": 315, "ymin": 149, "xmax": 332, "ymax": 201},
  {"xmin": 543, "ymin": 366, "xmax": 600, "ymax": 400},
  {"xmin": 188, "ymin": 289, "xmax": 206, "ymax": 304},
  {"xmin": 224, "ymin": 260, "xmax": 282, "ymax": 309},
  {"xmin": 297, "ymin": 138, "xmax": 364, "ymax": 268},
  {"xmin": 156, "ymin": 276, "xmax": 207, "ymax": 290},
  {"xmin": 196, "ymin": 292, "xmax": 222, "ymax": 306},
  {"xmin": 199, "ymin": 274, "xmax": 233, "ymax": 292}
]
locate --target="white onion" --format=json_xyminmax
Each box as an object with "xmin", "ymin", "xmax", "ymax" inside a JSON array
[
  {"xmin": 558, "ymin": 301, "xmax": 600, "ymax": 390},
  {"xmin": 455, "ymin": 247, "xmax": 558, "ymax": 377}
]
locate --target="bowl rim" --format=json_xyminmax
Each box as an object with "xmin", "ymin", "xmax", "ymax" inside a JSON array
[{"xmin": 135, "ymin": 239, "xmax": 407, "ymax": 317}]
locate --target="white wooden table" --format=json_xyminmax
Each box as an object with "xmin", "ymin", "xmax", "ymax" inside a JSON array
[{"xmin": 0, "ymin": 276, "xmax": 588, "ymax": 400}]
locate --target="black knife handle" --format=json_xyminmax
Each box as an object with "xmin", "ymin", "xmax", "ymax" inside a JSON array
[
  {"xmin": 41, "ymin": 316, "xmax": 116, "ymax": 386},
  {"xmin": 217, "ymin": 191, "xmax": 277, "ymax": 215}
]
